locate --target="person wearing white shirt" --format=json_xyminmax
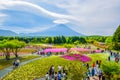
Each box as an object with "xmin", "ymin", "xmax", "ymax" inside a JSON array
[
  {"xmin": 58, "ymin": 65, "xmax": 62, "ymax": 71},
  {"xmin": 45, "ymin": 72, "xmax": 49, "ymax": 80}
]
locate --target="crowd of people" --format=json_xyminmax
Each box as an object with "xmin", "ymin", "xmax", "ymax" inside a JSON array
[
  {"xmin": 45, "ymin": 62, "xmax": 106, "ymax": 80},
  {"xmin": 85, "ymin": 60, "xmax": 105, "ymax": 80},
  {"xmin": 37, "ymin": 50, "xmax": 66, "ymax": 56},
  {"xmin": 45, "ymin": 65, "xmax": 68, "ymax": 80},
  {"xmin": 108, "ymin": 51, "xmax": 120, "ymax": 62}
]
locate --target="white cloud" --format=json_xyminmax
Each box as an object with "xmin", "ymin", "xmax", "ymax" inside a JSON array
[
  {"xmin": 0, "ymin": 13, "xmax": 7, "ymax": 17},
  {"xmin": 41, "ymin": 0, "xmax": 120, "ymax": 35},
  {"xmin": 53, "ymin": 19, "xmax": 69, "ymax": 24},
  {"xmin": 0, "ymin": 0, "xmax": 120, "ymax": 35},
  {"xmin": 30, "ymin": 1, "xmax": 120, "ymax": 22},
  {"xmin": 0, "ymin": 13, "xmax": 8, "ymax": 26},
  {"xmin": 0, "ymin": 0, "xmax": 76, "ymax": 20}
]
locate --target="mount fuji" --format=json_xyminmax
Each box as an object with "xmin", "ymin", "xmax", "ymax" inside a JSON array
[
  {"xmin": 0, "ymin": 24, "xmax": 84, "ymax": 36},
  {"xmin": 27, "ymin": 24, "xmax": 84, "ymax": 36}
]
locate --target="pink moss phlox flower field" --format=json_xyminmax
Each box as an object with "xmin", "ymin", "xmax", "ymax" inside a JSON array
[
  {"xmin": 70, "ymin": 48, "xmax": 103, "ymax": 53},
  {"xmin": 70, "ymin": 48, "xmax": 91, "ymax": 52},
  {"xmin": 44, "ymin": 48, "xmax": 67, "ymax": 53},
  {"xmin": 62, "ymin": 54, "xmax": 91, "ymax": 62}
]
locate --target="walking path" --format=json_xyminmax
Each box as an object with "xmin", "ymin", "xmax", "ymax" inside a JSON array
[
  {"xmin": 36, "ymin": 76, "xmax": 99, "ymax": 80},
  {"xmin": 0, "ymin": 56, "xmax": 44, "ymax": 79},
  {"xmin": 36, "ymin": 77, "xmax": 45, "ymax": 80}
]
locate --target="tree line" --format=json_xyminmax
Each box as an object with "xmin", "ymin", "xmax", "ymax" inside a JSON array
[{"xmin": 0, "ymin": 36, "xmax": 107, "ymax": 44}]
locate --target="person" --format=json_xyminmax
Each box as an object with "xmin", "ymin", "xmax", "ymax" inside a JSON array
[
  {"xmin": 37, "ymin": 50, "xmax": 40, "ymax": 55},
  {"xmin": 108, "ymin": 56, "xmax": 110, "ymax": 61},
  {"xmin": 96, "ymin": 60, "xmax": 99, "ymax": 65},
  {"xmin": 88, "ymin": 66, "xmax": 92, "ymax": 77},
  {"xmin": 13, "ymin": 59, "xmax": 20, "ymax": 68},
  {"xmin": 52, "ymin": 65, "xmax": 55, "ymax": 71},
  {"xmin": 110, "ymin": 52, "xmax": 113, "ymax": 56},
  {"xmin": 98, "ymin": 68, "xmax": 102, "ymax": 80},
  {"xmin": 58, "ymin": 65, "xmax": 62, "ymax": 72},
  {"xmin": 62, "ymin": 70, "xmax": 67, "ymax": 80},
  {"xmin": 12, "ymin": 60, "xmax": 16, "ymax": 69},
  {"xmin": 94, "ymin": 66, "xmax": 98, "ymax": 76},
  {"xmin": 16, "ymin": 59, "xmax": 20, "ymax": 67},
  {"xmin": 86, "ymin": 76, "xmax": 90, "ymax": 80},
  {"xmin": 92, "ymin": 62, "xmax": 95, "ymax": 68},
  {"xmin": 58, "ymin": 71, "xmax": 62, "ymax": 80},
  {"xmin": 96, "ymin": 63, "xmax": 99, "ymax": 68},
  {"xmin": 102, "ymin": 74, "xmax": 105, "ymax": 80},
  {"xmin": 92, "ymin": 68, "xmax": 95, "ymax": 77},
  {"xmin": 86, "ymin": 70, "xmax": 90, "ymax": 78},
  {"xmin": 45, "ymin": 72, "xmax": 49, "ymax": 80},
  {"xmin": 86, "ymin": 63, "xmax": 89, "ymax": 69},
  {"xmin": 49, "ymin": 65, "xmax": 54, "ymax": 79},
  {"xmin": 98, "ymin": 60, "xmax": 101, "ymax": 67},
  {"xmin": 47, "ymin": 52, "xmax": 51, "ymax": 56},
  {"xmin": 49, "ymin": 66, "xmax": 52, "ymax": 75},
  {"xmin": 54, "ymin": 72, "xmax": 57, "ymax": 80},
  {"xmin": 115, "ymin": 57, "xmax": 119, "ymax": 62},
  {"xmin": 63, "ymin": 65, "xmax": 68, "ymax": 77}
]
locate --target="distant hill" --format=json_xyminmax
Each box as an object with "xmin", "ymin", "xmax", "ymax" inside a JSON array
[
  {"xmin": 27, "ymin": 24, "xmax": 84, "ymax": 36},
  {"xmin": 0, "ymin": 29, "xmax": 17, "ymax": 36}
]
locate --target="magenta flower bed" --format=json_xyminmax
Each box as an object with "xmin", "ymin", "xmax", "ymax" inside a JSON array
[
  {"xmin": 44, "ymin": 48, "xmax": 67, "ymax": 53},
  {"xmin": 62, "ymin": 54, "xmax": 91, "ymax": 62}
]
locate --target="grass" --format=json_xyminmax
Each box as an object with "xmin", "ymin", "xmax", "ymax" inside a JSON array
[
  {"xmin": 87, "ymin": 53, "xmax": 109, "ymax": 65},
  {"xmin": 2, "ymin": 56, "xmax": 84, "ymax": 80},
  {"xmin": 87, "ymin": 53, "xmax": 109, "ymax": 61},
  {"xmin": 0, "ymin": 55, "xmax": 40, "ymax": 70}
]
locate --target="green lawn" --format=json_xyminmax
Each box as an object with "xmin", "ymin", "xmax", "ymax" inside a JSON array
[
  {"xmin": 0, "ymin": 55, "xmax": 40, "ymax": 70},
  {"xmin": 87, "ymin": 53, "xmax": 109, "ymax": 62}
]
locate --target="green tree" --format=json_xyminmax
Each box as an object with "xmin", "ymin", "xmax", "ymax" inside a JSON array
[
  {"xmin": 31, "ymin": 37, "xmax": 37, "ymax": 43},
  {"xmin": 102, "ymin": 62, "xmax": 120, "ymax": 80},
  {"xmin": 74, "ymin": 40, "xmax": 80, "ymax": 45},
  {"xmin": 45, "ymin": 37, "xmax": 52, "ymax": 43},
  {"xmin": 105, "ymin": 36, "xmax": 113, "ymax": 49},
  {"xmin": 0, "ymin": 40, "xmax": 12, "ymax": 60},
  {"xmin": 0, "ymin": 40, "xmax": 26, "ymax": 60},
  {"xmin": 61, "ymin": 36, "xmax": 66, "ymax": 43},
  {"xmin": 10, "ymin": 40, "xmax": 26, "ymax": 58},
  {"xmin": 79, "ymin": 37, "xmax": 86, "ymax": 44},
  {"xmin": 113, "ymin": 25, "xmax": 120, "ymax": 50}
]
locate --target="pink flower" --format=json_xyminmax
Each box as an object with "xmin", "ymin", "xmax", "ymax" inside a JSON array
[{"xmin": 61, "ymin": 54, "xmax": 91, "ymax": 62}]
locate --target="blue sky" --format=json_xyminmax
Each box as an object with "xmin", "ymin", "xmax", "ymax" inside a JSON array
[{"xmin": 0, "ymin": 0, "xmax": 120, "ymax": 35}]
